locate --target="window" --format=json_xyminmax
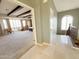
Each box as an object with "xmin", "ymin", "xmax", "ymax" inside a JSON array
[
  {"xmin": 22, "ymin": 20, "xmax": 26, "ymax": 27},
  {"xmin": 9, "ymin": 20, "xmax": 22, "ymax": 31},
  {"xmin": 27, "ymin": 20, "xmax": 31, "ymax": 27},
  {"xmin": 3, "ymin": 19, "xmax": 8, "ymax": 29},
  {"xmin": 61, "ymin": 15, "xmax": 73, "ymax": 30}
]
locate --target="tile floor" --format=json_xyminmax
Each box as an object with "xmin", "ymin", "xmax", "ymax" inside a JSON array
[{"xmin": 20, "ymin": 35, "xmax": 79, "ymax": 59}]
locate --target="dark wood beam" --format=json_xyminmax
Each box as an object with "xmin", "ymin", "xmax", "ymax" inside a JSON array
[
  {"xmin": 17, "ymin": 10, "xmax": 31, "ymax": 17},
  {"xmin": 7, "ymin": 6, "xmax": 23, "ymax": 16},
  {"xmin": 23, "ymin": 15, "xmax": 32, "ymax": 18}
]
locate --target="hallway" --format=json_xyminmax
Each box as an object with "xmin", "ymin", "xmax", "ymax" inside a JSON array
[
  {"xmin": 20, "ymin": 35, "xmax": 79, "ymax": 59},
  {"xmin": 0, "ymin": 0, "xmax": 79, "ymax": 59}
]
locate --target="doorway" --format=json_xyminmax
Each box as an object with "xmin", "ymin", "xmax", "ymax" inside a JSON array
[{"xmin": 8, "ymin": 0, "xmax": 37, "ymax": 44}]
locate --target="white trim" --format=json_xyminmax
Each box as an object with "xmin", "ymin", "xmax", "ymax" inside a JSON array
[
  {"xmin": 31, "ymin": 9, "xmax": 37, "ymax": 45},
  {"xmin": 9, "ymin": 0, "xmax": 33, "ymax": 9},
  {"xmin": 36, "ymin": 43, "xmax": 43, "ymax": 46},
  {"xmin": 36, "ymin": 42, "xmax": 50, "ymax": 46},
  {"xmin": 72, "ymin": 47, "xmax": 79, "ymax": 50},
  {"xmin": 13, "ymin": 0, "xmax": 37, "ymax": 44},
  {"xmin": 43, "ymin": 42, "xmax": 50, "ymax": 46}
]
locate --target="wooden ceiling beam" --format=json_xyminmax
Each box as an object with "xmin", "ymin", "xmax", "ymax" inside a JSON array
[
  {"xmin": 23, "ymin": 14, "xmax": 32, "ymax": 18},
  {"xmin": 7, "ymin": 6, "xmax": 23, "ymax": 16},
  {"xmin": 17, "ymin": 10, "xmax": 31, "ymax": 17}
]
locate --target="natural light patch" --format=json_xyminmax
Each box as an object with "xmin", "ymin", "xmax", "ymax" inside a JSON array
[
  {"xmin": 9, "ymin": 19, "xmax": 22, "ymax": 31},
  {"xmin": 43, "ymin": 0, "xmax": 48, "ymax": 3},
  {"xmin": 50, "ymin": 18, "xmax": 53, "ymax": 29},
  {"xmin": 61, "ymin": 15, "xmax": 73, "ymax": 30},
  {"xmin": 50, "ymin": 8, "xmax": 54, "ymax": 16},
  {"xmin": 27, "ymin": 20, "xmax": 31, "ymax": 27},
  {"xmin": 50, "ymin": 8, "xmax": 55, "ymax": 30},
  {"xmin": 22, "ymin": 20, "xmax": 26, "ymax": 27},
  {"xmin": 60, "ymin": 36, "xmax": 69, "ymax": 44},
  {"xmin": 3, "ymin": 19, "xmax": 8, "ymax": 29},
  {"xmin": 50, "ymin": 8, "xmax": 53, "ymax": 13}
]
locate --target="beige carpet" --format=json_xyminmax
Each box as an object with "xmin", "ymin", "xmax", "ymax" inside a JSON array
[{"xmin": 0, "ymin": 31, "xmax": 34, "ymax": 59}]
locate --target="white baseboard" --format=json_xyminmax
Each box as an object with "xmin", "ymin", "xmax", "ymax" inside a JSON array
[
  {"xmin": 36, "ymin": 43, "xmax": 43, "ymax": 46},
  {"xmin": 36, "ymin": 42, "xmax": 50, "ymax": 46},
  {"xmin": 43, "ymin": 42, "xmax": 50, "ymax": 46},
  {"xmin": 72, "ymin": 46, "xmax": 79, "ymax": 50}
]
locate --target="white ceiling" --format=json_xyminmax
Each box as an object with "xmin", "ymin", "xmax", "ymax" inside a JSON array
[
  {"xmin": 10, "ymin": 7, "xmax": 30, "ymax": 16},
  {"xmin": 19, "ymin": 13, "xmax": 32, "ymax": 17},
  {"xmin": 53, "ymin": 0, "xmax": 79, "ymax": 12},
  {"xmin": 0, "ymin": 0, "xmax": 18, "ymax": 15},
  {"xmin": 0, "ymin": 0, "xmax": 31, "ymax": 18}
]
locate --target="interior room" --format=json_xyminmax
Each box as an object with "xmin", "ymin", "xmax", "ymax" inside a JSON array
[
  {"xmin": 0, "ymin": 0, "xmax": 35, "ymax": 59},
  {"xmin": 0, "ymin": 0, "xmax": 79, "ymax": 59}
]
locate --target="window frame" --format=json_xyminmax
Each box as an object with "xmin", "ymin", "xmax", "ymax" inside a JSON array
[
  {"xmin": 3, "ymin": 19, "xmax": 8, "ymax": 29},
  {"xmin": 61, "ymin": 15, "xmax": 73, "ymax": 30},
  {"xmin": 9, "ymin": 20, "xmax": 22, "ymax": 31}
]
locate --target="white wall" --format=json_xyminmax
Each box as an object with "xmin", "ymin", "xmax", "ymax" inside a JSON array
[
  {"xmin": 50, "ymin": 0, "xmax": 57, "ymax": 33},
  {"xmin": 18, "ymin": 0, "xmax": 57, "ymax": 44},
  {"xmin": 77, "ymin": 29, "xmax": 79, "ymax": 40}
]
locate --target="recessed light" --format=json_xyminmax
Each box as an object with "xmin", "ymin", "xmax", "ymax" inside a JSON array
[{"xmin": 43, "ymin": 0, "xmax": 48, "ymax": 3}]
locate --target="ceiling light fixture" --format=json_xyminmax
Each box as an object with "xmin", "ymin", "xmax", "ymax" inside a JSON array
[{"xmin": 43, "ymin": 0, "xmax": 48, "ymax": 3}]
